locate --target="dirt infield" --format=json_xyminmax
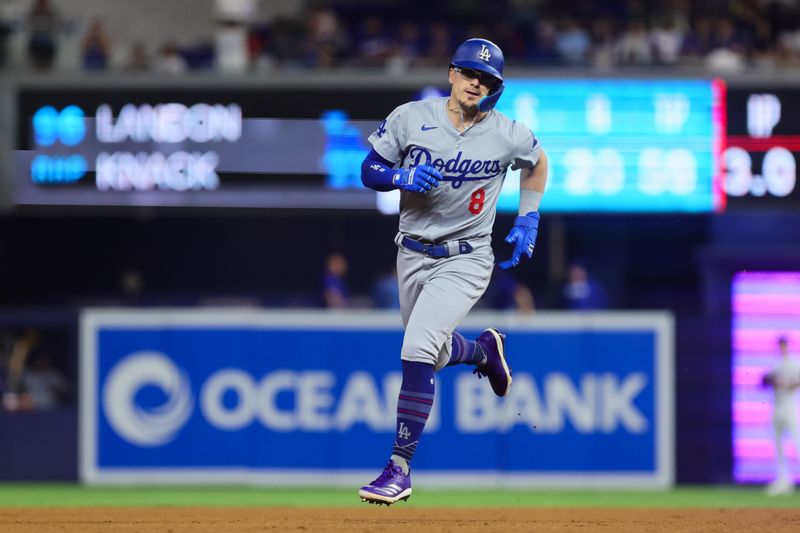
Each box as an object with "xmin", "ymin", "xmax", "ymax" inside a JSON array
[{"xmin": 2, "ymin": 507, "xmax": 800, "ymax": 532}]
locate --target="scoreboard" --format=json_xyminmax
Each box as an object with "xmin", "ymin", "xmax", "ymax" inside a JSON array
[
  {"xmin": 495, "ymin": 79, "xmax": 724, "ymax": 213},
  {"xmin": 14, "ymin": 78, "xmax": 725, "ymax": 213},
  {"xmin": 724, "ymin": 87, "xmax": 800, "ymax": 211}
]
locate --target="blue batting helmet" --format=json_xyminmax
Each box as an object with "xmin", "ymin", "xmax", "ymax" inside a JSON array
[{"xmin": 450, "ymin": 38, "xmax": 504, "ymax": 83}]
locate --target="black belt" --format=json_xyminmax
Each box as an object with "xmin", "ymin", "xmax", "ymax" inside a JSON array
[{"xmin": 401, "ymin": 236, "xmax": 473, "ymax": 258}]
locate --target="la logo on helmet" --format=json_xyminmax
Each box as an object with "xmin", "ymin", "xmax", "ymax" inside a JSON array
[{"xmin": 479, "ymin": 44, "xmax": 491, "ymax": 61}]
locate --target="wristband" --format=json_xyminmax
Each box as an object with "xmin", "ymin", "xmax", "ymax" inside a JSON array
[{"xmin": 519, "ymin": 190, "xmax": 543, "ymax": 215}]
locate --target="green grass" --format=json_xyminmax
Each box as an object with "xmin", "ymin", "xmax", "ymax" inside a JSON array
[{"xmin": 0, "ymin": 485, "xmax": 797, "ymax": 508}]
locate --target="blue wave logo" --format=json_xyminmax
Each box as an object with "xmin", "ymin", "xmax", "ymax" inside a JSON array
[
  {"xmin": 102, "ymin": 352, "xmax": 194, "ymax": 447},
  {"xmin": 33, "ymin": 105, "xmax": 86, "ymax": 146}
]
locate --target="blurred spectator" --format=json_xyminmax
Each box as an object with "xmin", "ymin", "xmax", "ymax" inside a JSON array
[
  {"xmin": 681, "ymin": 15, "xmax": 715, "ymax": 61},
  {"xmin": 528, "ymin": 18, "xmax": 560, "ymax": 65},
  {"xmin": 26, "ymin": 0, "xmax": 62, "ymax": 69},
  {"xmin": 561, "ymin": 262, "xmax": 608, "ymax": 310},
  {"xmin": 81, "ymin": 18, "xmax": 110, "ymax": 70},
  {"xmin": 778, "ymin": 22, "xmax": 800, "ymax": 60},
  {"xmin": 704, "ymin": 17, "xmax": 747, "ymax": 73},
  {"xmin": 213, "ymin": 0, "xmax": 256, "ymax": 73},
  {"xmin": 1, "ymin": 329, "xmax": 69, "ymax": 411},
  {"xmin": 266, "ymin": 16, "xmax": 305, "ymax": 67},
  {"xmin": 705, "ymin": 46, "xmax": 746, "ymax": 73},
  {"xmin": 386, "ymin": 21, "xmax": 421, "ymax": 73},
  {"xmin": 493, "ymin": 21, "xmax": 526, "ymax": 63},
  {"xmin": 616, "ymin": 20, "xmax": 653, "ymax": 65},
  {"xmin": 749, "ymin": 16, "xmax": 778, "ymax": 70},
  {"xmin": 355, "ymin": 15, "xmax": 392, "ymax": 67},
  {"xmin": 2, "ymin": 329, "xmax": 39, "ymax": 411},
  {"xmin": 215, "ymin": 0, "xmax": 257, "ymax": 22},
  {"xmin": 590, "ymin": 18, "xmax": 617, "ymax": 69},
  {"xmin": 713, "ymin": 16, "xmax": 747, "ymax": 52},
  {"xmin": 372, "ymin": 268, "xmax": 400, "ymax": 309},
  {"xmin": 152, "ymin": 41, "xmax": 187, "ymax": 74},
  {"xmin": 22, "ymin": 353, "xmax": 69, "ymax": 410},
  {"xmin": 215, "ymin": 20, "xmax": 250, "ymax": 72},
  {"xmin": 322, "ymin": 252, "xmax": 349, "ymax": 308},
  {"xmin": 650, "ymin": 16, "xmax": 684, "ymax": 65},
  {"xmin": 304, "ymin": 6, "xmax": 348, "ymax": 68},
  {"xmin": 125, "ymin": 41, "xmax": 150, "ymax": 71},
  {"xmin": 555, "ymin": 17, "xmax": 590, "ymax": 65},
  {"xmin": 484, "ymin": 269, "xmax": 535, "ymax": 313},
  {"xmin": 396, "ymin": 21, "xmax": 422, "ymax": 58},
  {"xmin": 419, "ymin": 21, "xmax": 451, "ymax": 67}
]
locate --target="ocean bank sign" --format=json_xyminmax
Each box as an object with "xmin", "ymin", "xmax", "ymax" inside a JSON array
[{"xmin": 80, "ymin": 310, "xmax": 673, "ymax": 488}]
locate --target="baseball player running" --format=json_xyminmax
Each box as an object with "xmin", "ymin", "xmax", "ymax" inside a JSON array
[
  {"xmin": 358, "ymin": 38, "xmax": 548, "ymax": 505},
  {"xmin": 763, "ymin": 336, "xmax": 800, "ymax": 496}
]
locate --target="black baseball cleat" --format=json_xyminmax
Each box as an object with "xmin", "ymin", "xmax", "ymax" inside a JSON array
[{"xmin": 473, "ymin": 328, "xmax": 512, "ymax": 396}]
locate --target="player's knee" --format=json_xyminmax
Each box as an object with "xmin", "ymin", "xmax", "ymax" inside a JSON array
[
  {"xmin": 401, "ymin": 341, "xmax": 450, "ymax": 370},
  {"xmin": 401, "ymin": 339, "xmax": 438, "ymax": 365},
  {"xmin": 400, "ymin": 350, "xmax": 437, "ymax": 367}
]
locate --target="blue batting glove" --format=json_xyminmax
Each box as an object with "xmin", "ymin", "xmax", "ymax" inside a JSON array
[
  {"xmin": 498, "ymin": 211, "xmax": 540, "ymax": 270},
  {"xmin": 392, "ymin": 165, "xmax": 442, "ymax": 194}
]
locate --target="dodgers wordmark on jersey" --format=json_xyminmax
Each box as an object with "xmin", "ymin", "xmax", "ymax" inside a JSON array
[{"xmin": 368, "ymin": 96, "xmax": 542, "ymax": 244}]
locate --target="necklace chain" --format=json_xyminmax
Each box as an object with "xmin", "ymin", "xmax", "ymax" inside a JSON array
[{"xmin": 447, "ymin": 99, "xmax": 478, "ymax": 132}]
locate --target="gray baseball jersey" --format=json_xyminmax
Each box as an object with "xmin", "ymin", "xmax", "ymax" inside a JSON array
[
  {"xmin": 369, "ymin": 96, "xmax": 541, "ymax": 244},
  {"xmin": 369, "ymin": 96, "xmax": 542, "ymax": 369},
  {"xmin": 770, "ymin": 357, "xmax": 800, "ymax": 415}
]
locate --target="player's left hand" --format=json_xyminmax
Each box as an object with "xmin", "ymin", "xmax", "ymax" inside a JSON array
[{"xmin": 498, "ymin": 212, "xmax": 540, "ymax": 270}]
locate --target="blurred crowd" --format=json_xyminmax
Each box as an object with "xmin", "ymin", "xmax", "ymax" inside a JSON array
[
  {"xmin": 3, "ymin": 0, "xmax": 800, "ymax": 74},
  {"xmin": 0, "ymin": 329, "xmax": 70, "ymax": 412},
  {"xmin": 319, "ymin": 252, "xmax": 608, "ymax": 313}
]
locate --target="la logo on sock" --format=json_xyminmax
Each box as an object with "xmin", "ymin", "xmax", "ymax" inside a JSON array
[{"xmin": 398, "ymin": 422, "xmax": 411, "ymax": 440}]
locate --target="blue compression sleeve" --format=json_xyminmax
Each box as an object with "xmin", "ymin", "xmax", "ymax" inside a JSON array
[{"xmin": 361, "ymin": 149, "xmax": 397, "ymax": 192}]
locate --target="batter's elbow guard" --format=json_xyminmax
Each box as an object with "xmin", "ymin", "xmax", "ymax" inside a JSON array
[{"xmin": 479, "ymin": 84, "xmax": 504, "ymax": 112}]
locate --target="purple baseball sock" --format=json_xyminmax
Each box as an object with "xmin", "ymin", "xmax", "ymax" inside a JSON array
[
  {"xmin": 446, "ymin": 331, "xmax": 486, "ymax": 366},
  {"xmin": 391, "ymin": 360, "xmax": 435, "ymax": 473}
]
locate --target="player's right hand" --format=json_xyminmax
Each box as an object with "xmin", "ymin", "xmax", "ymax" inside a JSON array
[{"xmin": 392, "ymin": 165, "xmax": 442, "ymax": 193}]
